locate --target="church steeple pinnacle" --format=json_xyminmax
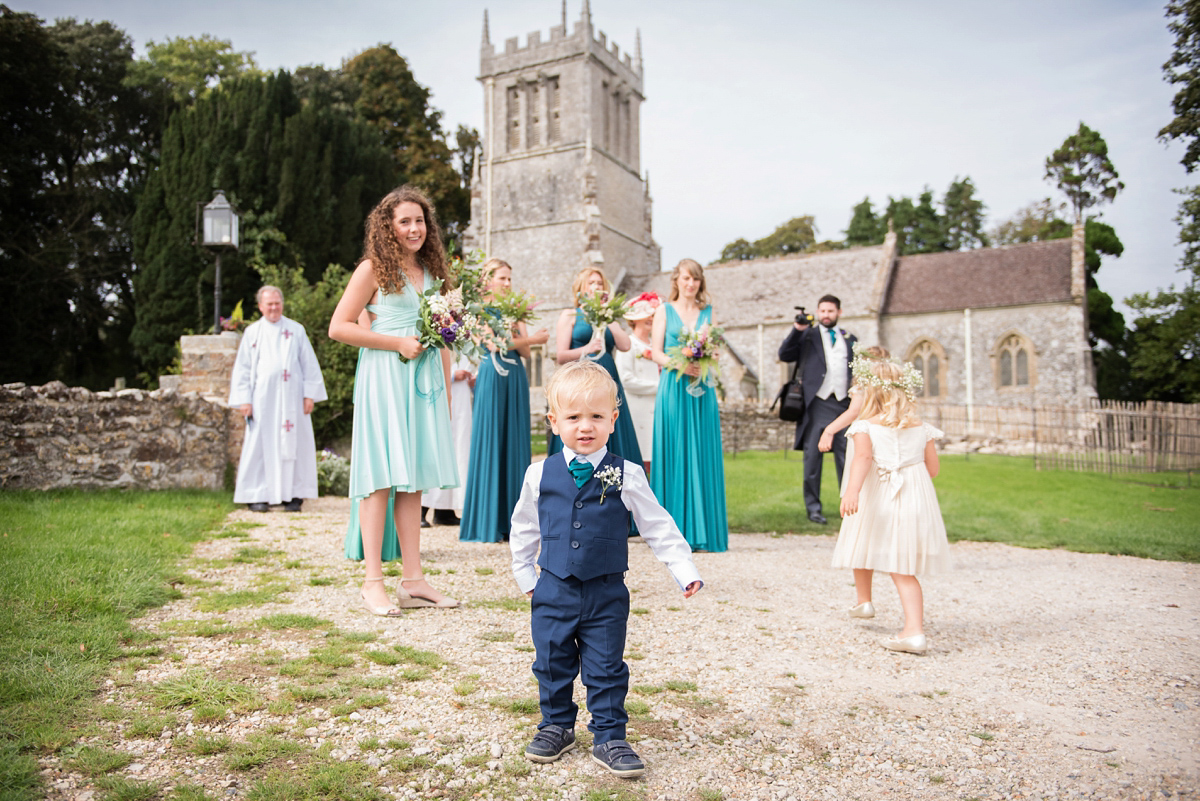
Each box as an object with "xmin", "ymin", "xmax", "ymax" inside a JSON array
[
  {"xmin": 561, "ymin": 0, "xmax": 567, "ymax": 31},
  {"xmin": 482, "ymin": 10, "xmax": 490, "ymax": 46},
  {"xmin": 634, "ymin": 29, "xmax": 642, "ymax": 73}
]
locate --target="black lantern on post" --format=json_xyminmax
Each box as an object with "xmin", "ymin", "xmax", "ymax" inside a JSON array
[{"xmin": 198, "ymin": 190, "xmax": 241, "ymax": 334}]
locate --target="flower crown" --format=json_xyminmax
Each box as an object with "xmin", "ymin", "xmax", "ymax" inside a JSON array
[{"xmin": 850, "ymin": 348, "xmax": 923, "ymax": 401}]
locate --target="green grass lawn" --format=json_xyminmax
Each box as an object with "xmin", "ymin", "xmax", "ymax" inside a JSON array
[
  {"xmin": 725, "ymin": 450, "xmax": 1200, "ymax": 562},
  {"xmin": 0, "ymin": 490, "xmax": 233, "ymax": 798}
]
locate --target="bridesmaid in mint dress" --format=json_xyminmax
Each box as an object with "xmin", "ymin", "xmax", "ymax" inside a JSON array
[
  {"xmin": 649, "ymin": 259, "xmax": 728, "ymax": 552},
  {"xmin": 328, "ymin": 186, "xmax": 461, "ymax": 616},
  {"xmin": 460, "ymin": 259, "xmax": 549, "ymax": 543},
  {"xmin": 547, "ymin": 267, "xmax": 644, "ymax": 466}
]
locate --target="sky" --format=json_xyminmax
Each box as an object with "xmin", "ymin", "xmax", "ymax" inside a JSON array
[{"xmin": 21, "ymin": 0, "xmax": 1194, "ymax": 317}]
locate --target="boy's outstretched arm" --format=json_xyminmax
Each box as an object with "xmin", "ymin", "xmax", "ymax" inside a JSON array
[{"xmin": 683, "ymin": 581, "xmax": 702, "ymax": 598}]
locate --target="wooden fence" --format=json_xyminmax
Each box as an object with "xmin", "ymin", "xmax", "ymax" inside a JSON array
[{"xmin": 918, "ymin": 399, "xmax": 1200, "ymax": 473}]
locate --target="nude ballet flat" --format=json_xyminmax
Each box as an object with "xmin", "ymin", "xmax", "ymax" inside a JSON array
[
  {"xmin": 361, "ymin": 576, "xmax": 403, "ymax": 617},
  {"xmin": 881, "ymin": 633, "xmax": 927, "ymax": 655},
  {"xmin": 397, "ymin": 578, "xmax": 460, "ymax": 609},
  {"xmin": 848, "ymin": 602, "xmax": 875, "ymax": 619}
]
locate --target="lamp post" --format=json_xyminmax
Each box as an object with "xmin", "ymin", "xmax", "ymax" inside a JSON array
[{"xmin": 198, "ymin": 190, "xmax": 241, "ymax": 334}]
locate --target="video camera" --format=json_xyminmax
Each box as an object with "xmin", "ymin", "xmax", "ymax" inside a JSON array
[{"xmin": 794, "ymin": 306, "xmax": 814, "ymax": 326}]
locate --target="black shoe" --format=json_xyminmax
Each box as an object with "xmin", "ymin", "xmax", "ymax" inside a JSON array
[
  {"xmin": 420, "ymin": 506, "xmax": 431, "ymax": 528},
  {"xmin": 248, "ymin": 503, "xmax": 269, "ymax": 513},
  {"xmin": 431, "ymin": 509, "xmax": 460, "ymax": 526},
  {"xmin": 808, "ymin": 512, "xmax": 827, "ymax": 525},
  {"xmin": 283, "ymin": 498, "xmax": 302, "ymax": 512},
  {"xmin": 525, "ymin": 725, "xmax": 575, "ymax": 763},
  {"xmin": 591, "ymin": 740, "xmax": 645, "ymax": 778}
]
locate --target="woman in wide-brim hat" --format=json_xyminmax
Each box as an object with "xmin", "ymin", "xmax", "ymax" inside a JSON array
[{"xmin": 613, "ymin": 292, "xmax": 661, "ymax": 474}]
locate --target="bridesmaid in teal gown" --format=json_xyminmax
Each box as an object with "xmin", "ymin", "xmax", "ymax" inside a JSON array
[
  {"xmin": 328, "ymin": 186, "xmax": 461, "ymax": 616},
  {"xmin": 649, "ymin": 259, "xmax": 728, "ymax": 552},
  {"xmin": 547, "ymin": 267, "xmax": 644, "ymax": 466},
  {"xmin": 460, "ymin": 259, "xmax": 549, "ymax": 543}
]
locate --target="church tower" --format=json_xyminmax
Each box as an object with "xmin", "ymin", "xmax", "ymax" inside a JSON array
[{"xmin": 464, "ymin": 1, "xmax": 660, "ymax": 310}]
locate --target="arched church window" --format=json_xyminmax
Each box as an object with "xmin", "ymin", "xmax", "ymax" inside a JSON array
[
  {"xmin": 993, "ymin": 333, "xmax": 1036, "ymax": 389},
  {"xmin": 905, "ymin": 339, "xmax": 946, "ymax": 398}
]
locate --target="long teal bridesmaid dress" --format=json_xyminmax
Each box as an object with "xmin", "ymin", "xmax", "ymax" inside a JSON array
[
  {"xmin": 547, "ymin": 310, "xmax": 645, "ymax": 466},
  {"xmin": 459, "ymin": 342, "xmax": 531, "ymax": 543},
  {"xmin": 650, "ymin": 304, "xmax": 728, "ymax": 552},
  {"xmin": 344, "ymin": 272, "xmax": 459, "ymax": 561}
]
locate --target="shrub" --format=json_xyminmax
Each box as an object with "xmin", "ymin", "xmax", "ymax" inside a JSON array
[{"xmin": 317, "ymin": 450, "xmax": 350, "ymax": 497}]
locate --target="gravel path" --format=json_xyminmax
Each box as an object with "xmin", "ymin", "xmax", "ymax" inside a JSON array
[{"xmin": 43, "ymin": 496, "xmax": 1199, "ymax": 801}]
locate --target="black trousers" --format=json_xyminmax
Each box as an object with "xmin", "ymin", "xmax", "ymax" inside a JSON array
[{"xmin": 801, "ymin": 395, "xmax": 851, "ymax": 516}]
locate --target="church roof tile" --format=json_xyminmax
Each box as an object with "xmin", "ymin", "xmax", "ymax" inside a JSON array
[{"xmin": 884, "ymin": 239, "xmax": 1073, "ymax": 314}]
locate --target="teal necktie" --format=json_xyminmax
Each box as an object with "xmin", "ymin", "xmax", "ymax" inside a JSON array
[
  {"xmin": 828, "ymin": 327, "xmax": 837, "ymax": 346},
  {"xmin": 568, "ymin": 457, "xmax": 594, "ymax": 488}
]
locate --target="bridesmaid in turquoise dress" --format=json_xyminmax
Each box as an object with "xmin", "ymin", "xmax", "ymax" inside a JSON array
[
  {"xmin": 547, "ymin": 267, "xmax": 644, "ymax": 466},
  {"xmin": 328, "ymin": 186, "xmax": 461, "ymax": 616},
  {"xmin": 460, "ymin": 259, "xmax": 549, "ymax": 543},
  {"xmin": 649, "ymin": 259, "xmax": 728, "ymax": 552}
]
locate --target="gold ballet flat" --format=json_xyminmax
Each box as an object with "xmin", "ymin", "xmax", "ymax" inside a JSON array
[
  {"xmin": 848, "ymin": 601, "xmax": 875, "ymax": 619},
  {"xmin": 881, "ymin": 634, "xmax": 927, "ymax": 654}
]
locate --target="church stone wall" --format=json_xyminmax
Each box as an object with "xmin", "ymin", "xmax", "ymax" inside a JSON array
[{"xmin": 880, "ymin": 300, "xmax": 1091, "ymax": 407}]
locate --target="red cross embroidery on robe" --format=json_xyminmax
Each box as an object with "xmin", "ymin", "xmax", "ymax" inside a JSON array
[
  {"xmin": 283, "ymin": 420, "xmax": 294, "ymax": 433},
  {"xmin": 282, "ymin": 330, "xmax": 293, "ymax": 339},
  {"xmin": 282, "ymin": 370, "xmax": 291, "ymax": 381}
]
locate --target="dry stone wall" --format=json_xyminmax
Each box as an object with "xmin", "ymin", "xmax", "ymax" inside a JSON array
[{"xmin": 0, "ymin": 381, "xmax": 239, "ymax": 491}]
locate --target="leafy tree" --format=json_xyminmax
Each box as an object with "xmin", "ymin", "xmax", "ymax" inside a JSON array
[
  {"xmin": 756, "ymin": 216, "xmax": 818, "ymax": 256},
  {"xmin": 343, "ymin": 45, "xmax": 469, "ymax": 236},
  {"xmin": 906, "ymin": 189, "xmax": 945, "ymax": 254},
  {"xmin": 845, "ymin": 197, "xmax": 883, "ymax": 246},
  {"xmin": 716, "ymin": 216, "xmax": 818, "ymax": 261},
  {"xmin": 989, "ymin": 198, "xmax": 1071, "ymax": 244},
  {"xmin": 1044, "ymin": 122, "xmax": 1124, "ymax": 223},
  {"xmin": 718, "ymin": 238, "xmax": 756, "ymax": 262},
  {"xmin": 454, "ymin": 123, "xmax": 481, "ymax": 191},
  {"xmin": 1125, "ymin": 185, "xmax": 1200, "ymax": 402},
  {"xmin": 126, "ymin": 34, "xmax": 258, "ymax": 107},
  {"xmin": 884, "ymin": 196, "xmax": 917, "ymax": 254},
  {"xmin": 0, "ymin": 11, "xmax": 155, "ymax": 388},
  {"xmin": 130, "ymin": 71, "xmax": 397, "ymax": 375},
  {"xmin": 942, "ymin": 176, "xmax": 989, "ymax": 250},
  {"xmin": 1160, "ymin": 0, "xmax": 1200, "ymax": 171}
]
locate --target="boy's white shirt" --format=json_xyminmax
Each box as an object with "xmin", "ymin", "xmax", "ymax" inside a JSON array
[{"xmin": 509, "ymin": 445, "xmax": 703, "ymax": 594}]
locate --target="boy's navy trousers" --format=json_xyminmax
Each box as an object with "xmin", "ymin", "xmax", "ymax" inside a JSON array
[{"xmin": 531, "ymin": 570, "xmax": 629, "ymax": 744}]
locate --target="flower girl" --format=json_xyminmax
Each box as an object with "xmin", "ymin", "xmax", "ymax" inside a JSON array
[{"xmin": 831, "ymin": 355, "xmax": 951, "ymax": 654}]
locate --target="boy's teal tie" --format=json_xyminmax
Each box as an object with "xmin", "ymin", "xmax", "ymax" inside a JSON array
[{"xmin": 568, "ymin": 457, "xmax": 594, "ymax": 488}]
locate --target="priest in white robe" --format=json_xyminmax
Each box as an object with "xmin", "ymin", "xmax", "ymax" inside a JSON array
[{"xmin": 229, "ymin": 286, "xmax": 328, "ymax": 512}]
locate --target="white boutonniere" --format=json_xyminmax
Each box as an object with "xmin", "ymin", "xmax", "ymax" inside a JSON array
[{"xmin": 594, "ymin": 465, "xmax": 622, "ymax": 505}]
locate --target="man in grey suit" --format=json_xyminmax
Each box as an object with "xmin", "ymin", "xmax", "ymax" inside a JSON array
[{"xmin": 777, "ymin": 295, "xmax": 857, "ymax": 524}]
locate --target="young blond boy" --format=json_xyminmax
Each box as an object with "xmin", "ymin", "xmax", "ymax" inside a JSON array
[{"xmin": 509, "ymin": 360, "xmax": 702, "ymax": 778}]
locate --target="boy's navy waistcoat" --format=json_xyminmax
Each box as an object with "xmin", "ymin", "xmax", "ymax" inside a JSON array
[{"xmin": 537, "ymin": 451, "xmax": 629, "ymax": 581}]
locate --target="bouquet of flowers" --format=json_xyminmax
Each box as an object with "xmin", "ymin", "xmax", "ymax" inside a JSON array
[
  {"xmin": 666, "ymin": 324, "xmax": 727, "ymax": 396},
  {"xmin": 400, "ymin": 252, "xmax": 511, "ymax": 363},
  {"xmin": 490, "ymin": 289, "xmax": 541, "ymax": 330},
  {"xmin": 577, "ymin": 289, "xmax": 627, "ymax": 358},
  {"xmin": 402, "ymin": 280, "xmax": 484, "ymax": 363},
  {"xmin": 578, "ymin": 289, "xmax": 628, "ymax": 330}
]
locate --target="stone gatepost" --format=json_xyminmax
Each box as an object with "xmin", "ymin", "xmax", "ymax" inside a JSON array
[{"xmin": 178, "ymin": 332, "xmax": 245, "ymax": 465}]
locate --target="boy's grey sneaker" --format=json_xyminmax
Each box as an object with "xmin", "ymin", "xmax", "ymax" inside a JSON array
[
  {"xmin": 525, "ymin": 725, "xmax": 576, "ymax": 763},
  {"xmin": 591, "ymin": 740, "xmax": 645, "ymax": 778}
]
